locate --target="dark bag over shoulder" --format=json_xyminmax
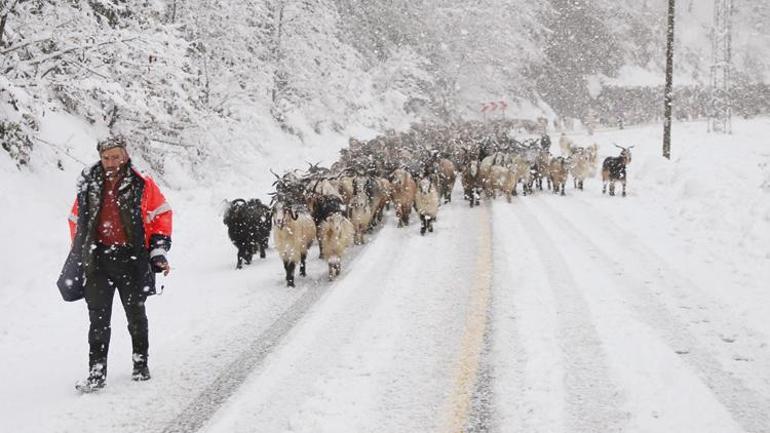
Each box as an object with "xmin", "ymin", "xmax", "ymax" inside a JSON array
[{"xmin": 57, "ymin": 247, "xmax": 85, "ymax": 302}]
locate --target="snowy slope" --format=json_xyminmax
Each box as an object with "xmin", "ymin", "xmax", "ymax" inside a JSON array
[{"xmin": 0, "ymin": 118, "xmax": 769, "ymax": 432}]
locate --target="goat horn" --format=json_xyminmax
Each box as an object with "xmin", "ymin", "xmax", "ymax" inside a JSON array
[{"xmin": 333, "ymin": 167, "xmax": 352, "ymax": 178}]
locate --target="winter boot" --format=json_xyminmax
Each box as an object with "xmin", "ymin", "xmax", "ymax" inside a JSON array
[
  {"xmin": 76, "ymin": 362, "xmax": 106, "ymax": 393},
  {"xmin": 132, "ymin": 354, "xmax": 151, "ymax": 381}
]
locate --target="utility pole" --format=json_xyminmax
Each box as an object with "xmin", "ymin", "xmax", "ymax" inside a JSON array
[
  {"xmin": 708, "ymin": 0, "xmax": 733, "ymax": 134},
  {"xmin": 662, "ymin": 0, "xmax": 675, "ymax": 159}
]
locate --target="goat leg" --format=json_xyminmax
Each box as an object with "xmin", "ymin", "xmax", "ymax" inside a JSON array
[
  {"xmin": 284, "ymin": 261, "xmax": 296, "ymax": 287},
  {"xmin": 300, "ymin": 253, "xmax": 307, "ymax": 277}
]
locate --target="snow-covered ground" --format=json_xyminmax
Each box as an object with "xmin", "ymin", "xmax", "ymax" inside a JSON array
[{"xmin": 1, "ymin": 118, "xmax": 769, "ymax": 433}]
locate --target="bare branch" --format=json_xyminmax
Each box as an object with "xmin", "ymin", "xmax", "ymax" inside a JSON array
[
  {"xmin": 30, "ymin": 135, "xmax": 88, "ymax": 166},
  {"xmin": 0, "ymin": 35, "xmax": 53, "ymax": 55},
  {"xmin": 150, "ymin": 137, "xmax": 195, "ymax": 148},
  {"xmin": 1, "ymin": 0, "xmax": 21, "ymax": 17},
  {"xmin": 61, "ymin": 58, "xmax": 110, "ymax": 80},
  {"xmin": 4, "ymin": 37, "xmax": 140, "ymax": 73}
]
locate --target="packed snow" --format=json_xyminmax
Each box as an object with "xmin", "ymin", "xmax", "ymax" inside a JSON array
[
  {"xmin": 2, "ymin": 2, "xmax": 770, "ymax": 432},
  {"xmin": 1, "ymin": 116, "xmax": 768, "ymax": 432}
]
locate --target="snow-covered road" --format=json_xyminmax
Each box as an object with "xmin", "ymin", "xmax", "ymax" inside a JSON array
[
  {"xmin": 1, "ymin": 119, "xmax": 769, "ymax": 433},
  {"xmin": 493, "ymin": 194, "xmax": 770, "ymax": 433},
  {"xmin": 188, "ymin": 187, "xmax": 770, "ymax": 433},
  {"xmin": 195, "ymin": 193, "xmax": 492, "ymax": 433}
]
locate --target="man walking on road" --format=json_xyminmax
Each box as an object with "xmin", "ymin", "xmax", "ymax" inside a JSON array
[{"xmin": 58, "ymin": 135, "xmax": 172, "ymax": 392}]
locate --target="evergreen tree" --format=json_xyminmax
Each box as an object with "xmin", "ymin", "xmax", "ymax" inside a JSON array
[{"xmin": 536, "ymin": 0, "xmax": 622, "ymax": 118}]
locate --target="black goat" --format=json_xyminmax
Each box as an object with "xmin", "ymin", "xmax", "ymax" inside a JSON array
[
  {"xmin": 223, "ymin": 198, "xmax": 272, "ymax": 269},
  {"xmin": 602, "ymin": 144, "xmax": 634, "ymax": 197}
]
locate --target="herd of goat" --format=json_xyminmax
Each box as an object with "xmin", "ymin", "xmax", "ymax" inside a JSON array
[{"xmin": 223, "ymin": 121, "xmax": 635, "ymax": 286}]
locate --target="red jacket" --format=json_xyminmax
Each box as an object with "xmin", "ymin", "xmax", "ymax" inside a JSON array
[
  {"xmin": 58, "ymin": 162, "xmax": 172, "ymax": 301},
  {"xmin": 68, "ymin": 166, "xmax": 172, "ymax": 252}
]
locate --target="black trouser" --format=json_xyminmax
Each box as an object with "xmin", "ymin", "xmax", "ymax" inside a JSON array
[{"xmin": 85, "ymin": 244, "xmax": 148, "ymax": 369}]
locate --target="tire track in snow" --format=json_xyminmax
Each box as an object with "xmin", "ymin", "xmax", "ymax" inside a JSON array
[
  {"xmin": 199, "ymin": 189, "xmax": 492, "ymax": 433},
  {"xmin": 161, "ymin": 220, "xmax": 394, "ymax": 433},
  {"xmin": 567, "ymin": 194, "xmax": 770, "ymax": 360},
  {"xmin": 534, "ymin": 197, "xmax": 770, "ymax": 433},
  {"xmin": 161, "ymin": 283, "xmax": 328, "ymax": 433},
  {"xmin": 514, "ymin": 200, "xmax": 629, "ymax": 433},
  {"xmin": 489, "ymin": 201, "xmax": 566, "ymax": 433}
]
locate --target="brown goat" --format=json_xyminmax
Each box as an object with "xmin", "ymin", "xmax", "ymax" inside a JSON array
[
  {"xmin": 461, "ymin": 158, "xmax": 481, "ymax": 207},
  {"xmin": 437, "ymin": 158, "xmax": 457, "ymax": 203},
  {"xmin": 549, "ymin": 157, "xmax": 568, "ymax": 196},
  {"xmin": 390, "ymin": 168, "xmax": 416, "ymax": 227}
]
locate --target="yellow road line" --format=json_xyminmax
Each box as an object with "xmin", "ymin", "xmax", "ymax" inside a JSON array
[{"xmin": 443, "ymin": 205, "xmax": 493, "ymax": 433}]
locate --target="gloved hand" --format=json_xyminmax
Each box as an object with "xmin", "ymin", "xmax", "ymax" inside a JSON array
[{"xmin": 151, "ymin": 255, "xmax": 171, "ymax": 276}]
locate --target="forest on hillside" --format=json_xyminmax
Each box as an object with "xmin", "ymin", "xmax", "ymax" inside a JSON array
[{"xmin": 1, "ymin": 0, "xmax": 769, "ymax": 171}]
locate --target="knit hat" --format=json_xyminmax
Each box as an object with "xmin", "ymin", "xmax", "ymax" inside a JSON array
[{"xmin": 97, "ymin": 135, "xmax": 128, "ymax": 153}]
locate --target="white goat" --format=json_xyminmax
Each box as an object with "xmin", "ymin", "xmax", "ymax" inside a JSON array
[
  {"xmin": 414, "ymin": 177, "xmax": 439, "ymax": 235},
  {"xmin": 569, "ymin": 148, "xmax": 593, "ymax": 190},
  {"xmin": 319, "ymin": 212, "xmax": 355, "ymax": 280},
  {"xmin": 559, "ymin": 133, "xmax": 575, "ymax": 156},
  {"xmin": 488, "ymin": 165, "xmax": 510, "ymax": 200},
  {"xmin": 510, "ymin": 155, "xmax": 532, "ymax": 196},
  {"xmin": 335, "ymin": 176, "xmax": 354, "ymax": 207},
  {"xmin": 272, "ymin": 202, "xmax": 316, "ymax": 287},
  {"xmin": 350, "ymin": 176, "xmax": 374, "ymax": 244}
]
